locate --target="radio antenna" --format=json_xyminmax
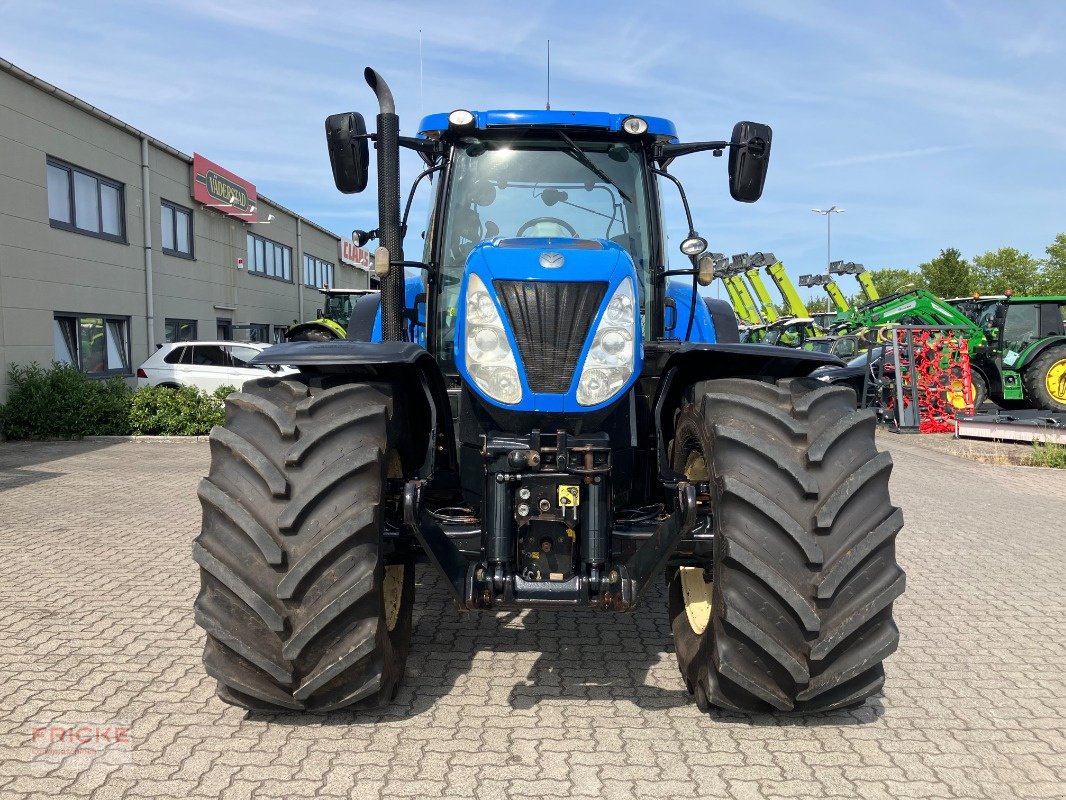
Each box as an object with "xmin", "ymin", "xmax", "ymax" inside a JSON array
[
  {"xmin": 546, "ymin": 39, "xmax": 550, "ymax": 110},
  {"xmin": 419, "ymin": 29, "xmax": 424, "ymax": 118}
]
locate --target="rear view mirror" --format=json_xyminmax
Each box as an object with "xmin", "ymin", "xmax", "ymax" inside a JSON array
[
  {"xmin": 325, "ymin": 112, "xmax": 369, "ymax": 194},
  {"xmin": 728, "ymin": 121, "xmax": 772, "ymax": 203}
]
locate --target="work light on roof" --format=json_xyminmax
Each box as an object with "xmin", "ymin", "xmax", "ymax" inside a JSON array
[
  {"xmin": 448, "ymin": 109, "xmax": 475, "ymax": 128},
  {"xmin": 622, "ymin": 116, "xmax": 648, "ymax": 135}
]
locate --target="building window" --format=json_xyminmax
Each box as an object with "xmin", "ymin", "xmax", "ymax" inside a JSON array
[
  {"xmin": 53, "ymin": 313, "xmax": 131, "ymax": 375},
  {"xmin": 161, "ymin": 200, "xmax": 193, "ymax": 258},
  {"xmin": 303, "ymin": 254, "xmax": 335, "ymax": 289},
  {"xmin": 246, "ymin": 232, "xmax": 292, "ymax": 281},
  {"xmin": 164, "ymin": 318, "xmax": 197, "ymax": 342},
  {"xmin": 236, "ymin": 322, "xmax": 270, "ymax": 341},
  {"xmin": 272, "ymin": 325, "xmax": 289, "ymax": 343},
  {"xmin": 46, "ymin": 158, "xmax": 126, "ymax": 243},
  {"xmin": 217, "ymin": 318, "xmax": 233, "ymax": 340}
]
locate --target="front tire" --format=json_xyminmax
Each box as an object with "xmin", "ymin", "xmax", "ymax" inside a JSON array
[
  {"xmin": 1024, "ymin": 345, "xmax": 1066, "ymax": 413},
  {"xmin": 193, "ymin": 376, "xmax": 414, "ymax": 712},
  {"xmin": 669, "ymin": 377, "xmax": 905, "ymax": 714}
]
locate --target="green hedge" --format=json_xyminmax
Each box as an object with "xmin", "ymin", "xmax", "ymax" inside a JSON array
[
  {"xmin": 129, "ymin": 384, "xmax": 234, "ymax": 436},
  {"xmin": 0, "ymin": 362, "xmax": 237, "ymax": 439}
]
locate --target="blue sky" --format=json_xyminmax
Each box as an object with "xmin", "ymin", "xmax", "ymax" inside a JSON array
[{"xmin": 2, "ymin": 1, "xmax": 1064, "ymax": 305}]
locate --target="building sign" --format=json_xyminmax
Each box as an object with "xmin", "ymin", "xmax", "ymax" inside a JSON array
[
  {"xmin": 191, "ymin": 154, "xmax": 257, "ymax": 222},
  {"xmin": 340, "ymin": 238, "xmax": 371, "ymax": 269}
]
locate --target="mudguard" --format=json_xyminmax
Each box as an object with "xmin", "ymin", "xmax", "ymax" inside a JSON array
[
  {"xmin": 252, "ymin": 341, "xmax": 455, "ymax": 479},
  {"xmin": 648, "ymin": 342, "xmax": 843, "ymax": 482}
]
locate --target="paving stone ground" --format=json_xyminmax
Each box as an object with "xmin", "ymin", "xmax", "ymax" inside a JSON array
[{"xmin": 0, "ymin": 435, "xmax": 1063, "ymax": 799}]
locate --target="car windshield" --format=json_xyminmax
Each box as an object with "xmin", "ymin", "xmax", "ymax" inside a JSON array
[
  {"xmin": 846, "ymin": 347, "xmax": 890, "ymax": 368},
  {"xmin": 434, "ymin": 136, "xmax": 652, "ymax": 373}
]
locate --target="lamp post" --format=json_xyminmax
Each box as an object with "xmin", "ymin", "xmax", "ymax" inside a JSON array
[{"xmin": 812, "ymin": 206, "xmax": 845, "ymax": 313}]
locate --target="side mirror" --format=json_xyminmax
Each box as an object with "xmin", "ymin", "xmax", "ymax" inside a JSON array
[
  {"xmin": 325, "ymin": 112, "xmax": 369, "ymax": 194},
  {"xmin": 728, "ymin": 121, "xmax": 772, "ymax": 203}
]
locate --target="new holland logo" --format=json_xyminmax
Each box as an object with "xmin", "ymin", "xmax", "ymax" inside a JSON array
[{"xmin": 539, "ymin": 252, "xmax": 565, "ymax": 269}]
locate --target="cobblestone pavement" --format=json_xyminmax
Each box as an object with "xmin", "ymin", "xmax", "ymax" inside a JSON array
[{"xmin": 0, "ymin": 436, "xmax": 1063, "ymax": 799}]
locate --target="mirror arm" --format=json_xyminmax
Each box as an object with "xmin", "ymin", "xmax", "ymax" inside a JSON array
[
  {"xmin": 655, "ymin": 140, "xmax": 732, "ymax": 161},
  {"xmin": 650, "ymin": 167, "xmax": 697, "ymax": 241},
  {"xmin": 401, "ymin": 164, "xmax": 446, "ymax": 234}
]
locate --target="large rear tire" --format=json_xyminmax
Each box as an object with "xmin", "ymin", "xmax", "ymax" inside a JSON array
[
  {"xmin": 193, "ymin": 375, "xmax": 414, "ymax": 712},
  {"xmin": 669, "ymin": 377, "xmax": 905, "ymax": 713}
]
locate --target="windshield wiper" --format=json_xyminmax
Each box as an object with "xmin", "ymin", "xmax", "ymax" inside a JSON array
[{"xmin": 556, "ymin": 131, "xmax": 632, "ymax": 204}]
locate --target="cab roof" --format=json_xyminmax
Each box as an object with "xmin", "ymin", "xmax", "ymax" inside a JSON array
[{"xmin": 417, "ymin": 109, "xmax": 678, "ymax": 140}]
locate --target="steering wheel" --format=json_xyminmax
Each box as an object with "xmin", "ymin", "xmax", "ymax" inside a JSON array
[{"xmin": 516, "ymin": 216, "xmax": 578, "ymax": 238}]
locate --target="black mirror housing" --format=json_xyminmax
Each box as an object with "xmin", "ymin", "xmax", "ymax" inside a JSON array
[
  {"xmin": 728, "ymin": 121, "xmax": 772, "ymax": 203},
  {"xmin": 325, "ymin": 112, "xmax": 369, "ymax": 194}
]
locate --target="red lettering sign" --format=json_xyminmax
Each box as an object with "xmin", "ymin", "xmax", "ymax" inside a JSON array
[
  {"xmin": 340, "ymin": 239, "xmax": 371, "ymax": 268},
  {"xmin": 191, "ymin": 154, "xmax": 257, "ymax": 222}
]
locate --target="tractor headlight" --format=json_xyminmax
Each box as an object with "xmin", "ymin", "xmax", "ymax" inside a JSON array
[
  {"xmin": 576, "ymin": 278, "xmax": 637, "ymax": 406},
  {"xmin": 464, "ymin": 273, "xmax": 522, "ymax": 405}
]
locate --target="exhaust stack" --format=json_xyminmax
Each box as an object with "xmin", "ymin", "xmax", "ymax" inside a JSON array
[{"xmin": 365, "ymin": 68, "xmax": 404, "ymax": 343}]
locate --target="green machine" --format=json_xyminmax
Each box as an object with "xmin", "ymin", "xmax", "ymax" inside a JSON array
[
  {"xmin": 285, "ymin": 288, "xmax": 379, "ymax": 341},
  {"xmin": 830, "ymin": 261, "xmax": 881, "ymax": 303},
  {"xmin": 711, "ymin": 252, "xmax": 763, "ymax": 326},
  {"xmin": 799, "ymin": 273, "xmax": 849, "ymax": 314},
  {"xmin": 731, "ymin": 252, "xmax": 779, "ymax": 322},
  {"xmin": 838, "ymin": 289, "xmax": 1066, "ymax": 411},
  {"xmin": 752, "ymin": 251, "xmax": 811, "ymax": 318}
]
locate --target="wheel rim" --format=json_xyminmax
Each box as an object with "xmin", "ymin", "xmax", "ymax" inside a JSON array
[
  {"xmin": 679, "ymin": 566, "xmax": 712, "ymax": 635},
  {"xmin": 678, "ymin": 429, "xmax": 711, "ymax": 635},
  {"xmin": 1046, "ymin": 358, "xmax": 1066, "ymax": 403},
  {"xmin": 383, "ymin": 565, "xmax": 404, "ymax": 632}
]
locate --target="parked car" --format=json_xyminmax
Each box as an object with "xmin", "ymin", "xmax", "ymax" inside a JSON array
[
  {"xmin": 136, "ymin": 341, "xmax": 294, "ymax": 392},
  {"xmin": 809, "ymin": 346, "xmax": 893, "ymax": 404}
]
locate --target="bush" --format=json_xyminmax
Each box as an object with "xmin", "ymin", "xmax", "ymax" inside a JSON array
[
  {"xmin": 128, "ymin": 384, "xmax": 235, "ymax": 436},
  {"xmin": 1030, "ymin": 440, "xmax": 1066, "ymax": 469},
  {"xmin": 0, "ymin": 362, "xmax": 238, "ymax": 439},
  {"xmin": 1, "ymin": 362, "xmax": 132, "ymax": 439}
]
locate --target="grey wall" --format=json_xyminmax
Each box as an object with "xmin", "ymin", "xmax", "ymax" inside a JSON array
[{"xmin": 0, "ymin": 66, "xmax": 370, "ymax": 402}]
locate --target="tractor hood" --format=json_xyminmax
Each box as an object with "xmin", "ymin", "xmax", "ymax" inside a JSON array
[{"xmin": 456, "ymin": 238, "xmax": 643, "ymax": 413}]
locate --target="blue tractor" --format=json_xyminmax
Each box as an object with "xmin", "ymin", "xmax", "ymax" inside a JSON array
[{"xmin": 193, "ymin": 70, "xmax": 904, "ymax": 715}]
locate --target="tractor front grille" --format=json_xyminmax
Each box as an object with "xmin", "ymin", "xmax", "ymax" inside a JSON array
[{"xmin": 494, "ymin": 280, "xmax": 608, "ymax": 393}]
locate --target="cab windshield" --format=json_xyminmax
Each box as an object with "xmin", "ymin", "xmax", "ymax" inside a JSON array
[
  {"xmin": 434, "ymin": 136, "xmax": 652, "ymax": 372},
  {"xmin": 323, "ymin": 294, "xmax": 353, "ymax": 327}
]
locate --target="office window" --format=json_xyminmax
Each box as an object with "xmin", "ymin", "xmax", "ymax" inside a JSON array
[
  {"xmin": 53, "ymin": 313, "xmax": 130, "ymax": 375},
  {"xmin": 46, "ymin": 157, "xmax": 125, "ymax": 242},
  {"xmin": 164, "ymin": 318, "xmax": 197, "ymax": 342},
  {"xmin": 303, "ymin": 255, "xmax": 335, "ymax": 289},
  {"xmin": 272, "ymin": 325, "xmax": 288, "ymax": 343},
  {"xmin": 161, "ymin": 200, "xmax": 194, "ymax": 257},
  {"xmin": 247, "ymin": 323, "xmax": 269, "ymax": 343},
  {"xmin": 246, "ymin": 232, "xmax": 292, "ymax": 281}
]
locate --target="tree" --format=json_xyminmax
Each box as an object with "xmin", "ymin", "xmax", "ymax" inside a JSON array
[
  {"xmin": 1037, "ymin": 233, "xmax": 1066, "ymax": 296},
  {"xmin": 865, "ymin": 267, "xmax": 923, "ymax": 296},
  {"xmin": 918, "ymin": 248, "xmax": 973, "ymax": 298},
  {"xmin": 972, "ymin": 247, "xmax": 1040, "ymax": 295}
]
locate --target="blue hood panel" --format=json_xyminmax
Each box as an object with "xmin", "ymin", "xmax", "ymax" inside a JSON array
[{"xmin": 457, "ymin": 238, "xmax": 644, "ymax": 412}]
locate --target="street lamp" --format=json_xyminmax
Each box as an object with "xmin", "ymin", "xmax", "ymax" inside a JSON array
[
  {"xmin": 811, "ymin": 206, "xmax": 845, "ymax": 274},
  {"xmin": 812, "ymin": 206, "xmax": 845, "ymax": 314}
]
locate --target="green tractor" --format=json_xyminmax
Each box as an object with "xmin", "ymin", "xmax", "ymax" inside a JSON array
[
  {"xmin": 192, "ymin": 68, "xmax": 904, "ymax": 716},
  {"xmin": 834, "ymin": 289, "xmax": 1066, "ymax": 411},
  {"xmin": 285, "ymin": 288, "xmax": 379, "ymax": 341},
  {"xmin": 950, "ymin": 295, "xmax": 1066, "ymax": 412}
]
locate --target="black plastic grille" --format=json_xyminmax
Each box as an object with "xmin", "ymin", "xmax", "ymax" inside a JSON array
[{"xmin": 494, "ymin": 280, "xmax": 608, "ymax": 393}]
